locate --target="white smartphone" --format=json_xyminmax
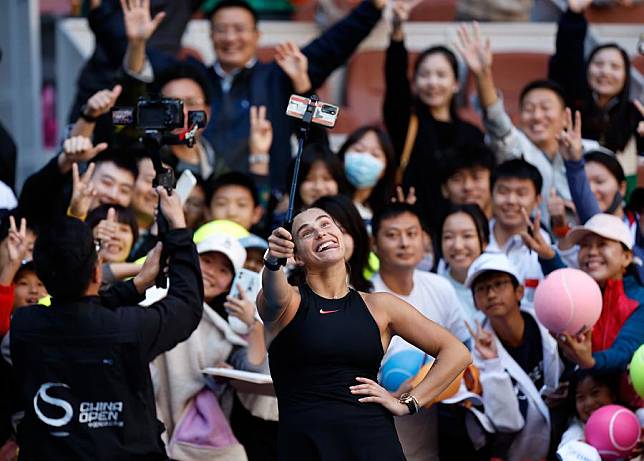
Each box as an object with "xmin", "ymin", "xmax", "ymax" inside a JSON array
[
  {"xmin": 175, "ymin": 169, "xmax": 197, "ymax": 205},
  {"xmin": 229, "ymin": 268, "xmax": 261, "ymax": 302},
  {"xmin": 286, "ymin": 94, "xmax": 340, "ymax": 128}
]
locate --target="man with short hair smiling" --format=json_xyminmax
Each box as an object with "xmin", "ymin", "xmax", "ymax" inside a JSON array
[
  {"xmin": 119, "ymin": 0, "xmax": 387, "ymax": 190},
  {"xmin": 371, "ymin": 202, "xmax": 470, "ymax": 461},
  {"xmin": 489, "ymin": 159, "xmax": 549, "ymax": 303},
  {"xmin": 18, "ymin": 137, "xmax": 138, "ymax": 228},
  {"xmin": 457, "ymin": 252, "xmax": 562, "ymax": 461},
  {"xmin": 457, "ymin": 24, "xmax": 604, "ymax": 225}
]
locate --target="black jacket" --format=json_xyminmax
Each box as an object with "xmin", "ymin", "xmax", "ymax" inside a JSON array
[{"xmin": 10, "ymin": 229, "xmax": 203, "ymax": 460}]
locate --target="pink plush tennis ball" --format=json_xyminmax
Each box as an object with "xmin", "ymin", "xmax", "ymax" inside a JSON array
[
  {"xmin": 585, "ymin": 405, "xmax": 640, "ymax": 460},
  {"xmin": 534, "ymin": 268, "xmax": 602, "ymax": 335}
]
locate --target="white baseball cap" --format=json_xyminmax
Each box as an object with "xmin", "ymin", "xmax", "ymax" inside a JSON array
[
  {"xmin": 465, "ymin": 252, "xmax": 521, "ymax": 289},
  {"xmin": 561, "ymin": 213, "xmax": 633, "ymax": 251},
  {"xmin": 556, "ymin": 441, "xmax": 601, "ymax": 461},
  {"xmin": 196, "ymin": 234, "xmax": 247, "ymax": 274}
]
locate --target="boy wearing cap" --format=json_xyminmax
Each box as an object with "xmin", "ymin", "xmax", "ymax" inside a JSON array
[{"xmin": 461, "ymin": 252, "xmax": 562, "ymax": 461}]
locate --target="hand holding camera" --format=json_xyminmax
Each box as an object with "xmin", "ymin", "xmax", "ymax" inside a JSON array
[{"xmin": 156, "ymin": 186, "xmax": 186, "ymax": 230}]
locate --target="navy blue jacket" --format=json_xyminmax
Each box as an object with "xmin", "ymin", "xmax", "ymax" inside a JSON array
[{"xmin": 91, "ymin": 1, "xmax": 382, "ymax": 191}]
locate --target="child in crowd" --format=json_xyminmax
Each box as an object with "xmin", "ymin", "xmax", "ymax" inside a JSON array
[
  {"xmin": 461, "ymin": 252, "xmax": 562, "ymax": 461},
  {"xmin": 207, "ymin": 172, "xmax": 264, "ymax": 232},
  {"xmin": 558, "ymin": 371, "xmax": 620, "ymax": 450},
  {"xmin": 0, "ymin": 217, "xmax": 46, "ymax": 337},
  {"xmin": 437, "ymin": 204, "xmax": 490, "ymax": 324},
  {"xmin": 239, "ymin": 234, "xmax": 269, "ymax": 274},
  {"xmin": 336, "ymin": 126, "xmax": 396, "ymax": 225}
]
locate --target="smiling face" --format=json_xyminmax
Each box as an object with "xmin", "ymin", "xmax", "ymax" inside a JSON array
[
  {"xmin": 90, "ymin": 162, "xmax": 135, "ymax": 210},
  {"xmin": 374, "ymin": 211, "xmax": 424, "ymax": 272},
  {"xmin": 472, "ymin": 271, "xmax": 523, "ymax": 318},
  {"xmin": 575, "ymin": 375, "xmax": 615, "ymax": 423},
  {"xmin": 442, "ymin": 212, "xmax": 485, "ymax": 276},
  {"xmin": 199, "ymin": 251, "xmax": 234, "ymax": 302},
  {"xmin": 519, "ymin": 88, "xmax": 566, "ymax": 150},
  {"xmin": 492, "ymin": 177, "xmax": 540, "ymax": 230},
  {"xmin": 211, "ymin": 7, "xmax": 259, "ymax": 73},
  {"xmin": 292, "ymin": 208, "xmax": 346, "ymax": 269},
  {"xmin": 93, "ymin": 221, "xmax": 134, "ymax": 263},
  {"xmin": 414, "ymin": 52, "xmax": 459, "ymax": 111},
  {"xmin": 577, "ymin": 233, "xmax": 631, "ymax": 285},
  {"xmin": 587, "ymin": 47, "xmax": 626, "ymax": 101},
  {"xmin": 209, "ymin": 184, "xmax": 261, "ymax": 231},
  {"xmin": 13, "ymin": 270, "xmax": 47, "ymax": 309},
  {"xmin": 299, "ymin": 161, "xmax": 339, "ymax": 206},
  {"xmin": 585, "ymin": 161, "xmax": 624, "ymax": 213}
]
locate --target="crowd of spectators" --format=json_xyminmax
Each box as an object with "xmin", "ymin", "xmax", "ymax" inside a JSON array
[{"xmin": 0, "ymin": 0, "xmax": 643, "ymax": 459}]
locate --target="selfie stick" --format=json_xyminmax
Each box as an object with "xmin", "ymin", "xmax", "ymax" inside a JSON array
[{"xmin": 278, "ymin": 94, "xmax": 319, "ymax": 266}]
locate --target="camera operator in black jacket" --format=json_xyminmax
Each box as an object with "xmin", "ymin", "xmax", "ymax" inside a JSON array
[{"xmin": 9, "ymin": 187, "xmax": 203, "ymax": 460}]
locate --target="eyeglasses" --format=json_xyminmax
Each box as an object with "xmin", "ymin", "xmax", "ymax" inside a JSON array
[
  {"xmin": 212, "ymin": 24, "xmax": 255, "ymax": 36},
  {"xmin": 473, "ymin": 278, "xmax": 512, "ymax": 296}
]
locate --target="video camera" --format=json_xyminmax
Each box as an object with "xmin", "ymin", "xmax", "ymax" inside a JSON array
[
  {"xmin": 112, "ymin": 97, "xmax": 208, "ymax": 287},
  {"xmin": 112, "ymin": 97, "xmax": 207, "ymax": 136}
]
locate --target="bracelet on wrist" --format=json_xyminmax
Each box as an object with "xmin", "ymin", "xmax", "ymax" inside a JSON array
[{"xmin": 249, "ymin": 153, "xmax": 270, "ymax": 165}]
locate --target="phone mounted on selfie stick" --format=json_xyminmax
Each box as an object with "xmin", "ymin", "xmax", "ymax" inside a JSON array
[
  {"xmin": 278, "ymin": 94, "xmax": 340, "ymax": 266},
  {"xmin": 112, "ymin": 97, "xmax": 207, "ymax": 287}
]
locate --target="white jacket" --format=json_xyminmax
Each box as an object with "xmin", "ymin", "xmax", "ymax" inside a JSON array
[{"xmin": 471, "ymin": 311, "xmax": 562, "ymax": 461}]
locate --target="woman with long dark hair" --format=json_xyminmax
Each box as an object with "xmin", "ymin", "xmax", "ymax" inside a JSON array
[
  {"xmin": 548, "ymin": 0, "xmax": 643, "ymax": 191},
  {"xmin": 259, "ymin": 208, "xmax": 471, "ymax": 460},
  {"xmin": 383, "ymin": 1, "xmax": 483, "ymax": 232}
]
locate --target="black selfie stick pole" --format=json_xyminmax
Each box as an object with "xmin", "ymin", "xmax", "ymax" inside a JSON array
[
  {"xmin": 278, "ymin": 94, "xmax": 319, "ymax": 266},
  {"xmin": 143, "ymin": 131, "xmax": 175, "ymax": 288}
]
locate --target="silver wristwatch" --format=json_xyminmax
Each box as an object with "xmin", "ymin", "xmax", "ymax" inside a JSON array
[{"xmin": 399, "ymin": 393, "xmax": 420, "ymax": 415}]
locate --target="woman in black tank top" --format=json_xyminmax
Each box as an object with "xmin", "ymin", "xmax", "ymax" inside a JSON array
[{"xmin": 259, "ymin": 207, "xmax": 471, "ymax": 460}]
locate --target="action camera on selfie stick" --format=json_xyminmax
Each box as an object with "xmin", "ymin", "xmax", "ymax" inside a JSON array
[
  {"xmin": 279, "ymin": 94, "xmax": 340, "ymax": 266},
  {"xmin": 113, "ymin": 97, "xmax": 207, "ymax": 287}
]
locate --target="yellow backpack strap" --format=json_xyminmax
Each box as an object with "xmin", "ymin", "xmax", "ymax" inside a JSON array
[{"xmin": 395, "ymin": 113, "xmax": 419, "ymax": 185}]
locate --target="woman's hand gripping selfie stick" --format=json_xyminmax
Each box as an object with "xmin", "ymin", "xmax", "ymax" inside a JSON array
[{"xmin": 278, "ymin": 95, "xmax": 319, "ymax": 266}]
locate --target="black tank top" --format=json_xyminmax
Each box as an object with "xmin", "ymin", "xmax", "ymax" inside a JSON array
[{"xmin": 268, "ymin": 284, "xmax": 405, "ymax": 460}]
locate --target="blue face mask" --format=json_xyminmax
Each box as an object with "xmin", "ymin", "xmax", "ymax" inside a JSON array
[{"xmin": 344, "ymin": 152, "xmax": 385, "ymax": 189}]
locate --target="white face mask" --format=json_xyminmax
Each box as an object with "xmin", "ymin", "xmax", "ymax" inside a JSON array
[{"xmin": 343, "ymin": 152, "xmax": 385, "ymax": 189}]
